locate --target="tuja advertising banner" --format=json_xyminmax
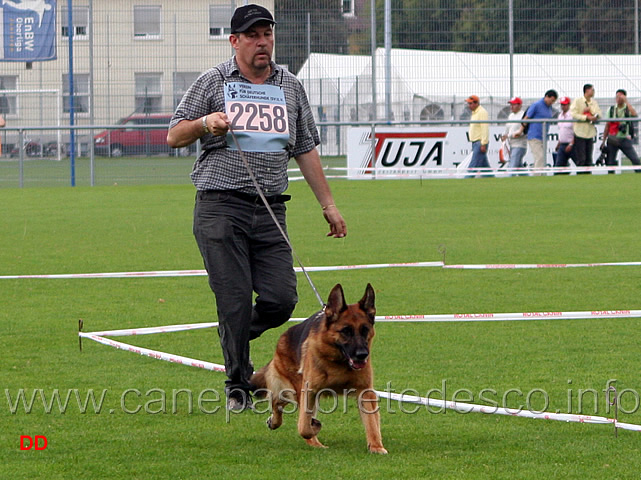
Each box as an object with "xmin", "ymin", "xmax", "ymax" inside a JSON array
[
  {"xmin": 346, "ymin": 126, "xmax": 611, "ymax": 178},
  {"xmin": 0, "ymin": 0, "xmax": 56, "ymax": 62}
]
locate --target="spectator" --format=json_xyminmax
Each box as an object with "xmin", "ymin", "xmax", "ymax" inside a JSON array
[
  {"xmin": 601, "ymin": 88, "xmax": 641, "ymax": 173},
  {"xmin": 570, "ymin": 84, "xmax": 601, "ymax": 174},
  {"xmin": 554, "ymin": 96, "xmax": 574, "ymax": 174},
  {"xmin": 466, "ymin": 95, "xmax": 490, "ymax": 177},
  {"xmin": 501, "ymin": 97, "xmax": 527, "ymax": 175},
  {"xmin": 523, "ymin": 89, "xmax": 558, "ymax": 175}
]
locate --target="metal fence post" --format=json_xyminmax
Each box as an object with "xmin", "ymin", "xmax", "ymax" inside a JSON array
[{"xmin": 18, "ymin": 129, "xmax": 24, "ymax": 188}]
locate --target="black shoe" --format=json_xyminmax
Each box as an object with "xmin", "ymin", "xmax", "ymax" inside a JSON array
[{"xmin": 226, "ymin": 389, "xmax": 253, "ymax": 412}]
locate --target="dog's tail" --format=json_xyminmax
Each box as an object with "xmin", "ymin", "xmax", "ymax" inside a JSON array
[{"xmin": 249, "ymin": 363, "xmax": 270, "ymax": 398}]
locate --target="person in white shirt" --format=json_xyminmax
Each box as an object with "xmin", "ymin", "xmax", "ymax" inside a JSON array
[
  {"xmin": 554, "ymin": 96, "xmax": 574, "ymax": 175},
  {"xmin": 501, "ymin": 97, "xmax": 527, "ymax": 174}
]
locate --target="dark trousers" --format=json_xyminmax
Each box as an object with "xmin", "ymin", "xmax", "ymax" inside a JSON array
[
  {"xmin": 193, "ymin": 191, "xmax": 297, "ymax": 394},
  {"xmin": 554, "ymin": 142, "xmax": 574, "ymax": 175},
  {"xmin": 466, "ymin": 141, "xmax": 491, "ymax": 178},
  {"xmin": 606, "ymin": 137, "xmax": 641, "ymax": 173},
  {"xmin": 573, "ymin": 136, "xmax": 594, "ymax": 174},
  {"xmin": 469, "ymin": 140, "xmax": 490, "ymax": 169}
]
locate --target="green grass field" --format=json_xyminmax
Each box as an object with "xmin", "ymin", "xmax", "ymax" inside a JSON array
[
  {"xmin": 0, "ymin": 155, "xmax": 347, "ymax": 188},
  {"xmin": 2, "ymin": 175, "xmax": 641, "ymax": 478}
]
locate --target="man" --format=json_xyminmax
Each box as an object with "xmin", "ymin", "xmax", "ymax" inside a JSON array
[
  {"xmin": 501, "ymin": 96, "xmax": 527, "ymax": 174},
  {"xmin": 554, "ymin": 96, "xmax": 574, "ymax": 174},
  {"xmin": 466, "ymin": 95, "xmax": 490, "ymax": 177},
  {"xmin": 523, "ymin": 89, "xmax": 558, "ymax": 174},
  {"xmin": 570, "ymin": 84, "xmax": 601, "ymax": 173},
  {"xmin": 167, "ymin": 4, "xmax": 346, "ymax": 412},
  {"xmin": 601, "ymin": 88, "xmax": 641, "ymax": 173}
]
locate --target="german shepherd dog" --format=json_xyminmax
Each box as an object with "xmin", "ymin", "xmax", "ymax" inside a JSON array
[{"xmin": 250, "ymin": 283, "xmax": 387, "ymax": 454}]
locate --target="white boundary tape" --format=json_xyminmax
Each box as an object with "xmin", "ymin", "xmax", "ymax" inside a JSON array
[
  {"xmin": 443, "ymin": 261, "xmax": 641, "ymax": 269},
  {"xmin": 4, "ymin": 259, "xmax": 641, "ymax": 280},
  {"xmin": 79, "ymin": 329, "xmax": 641, "ymax": 433},
  {"xmin": 82, "ymin": 321, "xmax": 220, "ymax": 337},
  {"xmin": 371, "ymin": 310, "xmax": 641, "ymax": 323},
  {"xmin": 79, "ymin": 309, "xmax": 641, "ymax": 339},
  {"xmin": 0, "ymin": 262, "xmax": 443, "ymax": 280},
  {"xmin": 79, "ymin": 333, "xmax": 226, "ymax": 373},
  {"xmin": 376, "ymin": 391, "xmax": 641, "ymax": 432}
]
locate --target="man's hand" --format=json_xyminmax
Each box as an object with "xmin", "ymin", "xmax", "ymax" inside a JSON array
[
  {"xmin": 480, "ymin": 144, "xmax": 487, "ymax": 154},
  {"xmin": 167, "ymin": 111, "xmax": 229, "ymax": 148},
  {"xmin": 206, "ymin": 112, "xmax": 230, "ymax": 136},
  {"xmin": 322, "ymin": 206, "xmax": 347, "ymax": 238}
]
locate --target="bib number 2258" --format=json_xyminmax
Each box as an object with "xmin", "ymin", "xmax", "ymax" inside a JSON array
[{"xmin": 228, "ymin": 102, "xmax": 287, "ymax": 134}]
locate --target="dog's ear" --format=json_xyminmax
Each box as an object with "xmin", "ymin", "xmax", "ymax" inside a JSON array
[
  {"xmin": 324, "ymin": 283, "xmax": 347, "ymax": 324},
  {"xmin": 359, "ymin": 283, "xmax": 376, "ymax": 324}
]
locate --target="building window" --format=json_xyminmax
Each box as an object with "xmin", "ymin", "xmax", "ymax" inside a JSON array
[
  {"xmin": 209, "ymin": 5, "xmax": 233, "ymax": 38},
  {"xmin": 134, "ymin": 5, "xmax": 161, "ymax": 38},
  {"xmin": 173, "ymin": 72, "xmax": 200, "ymax": 108},
  {"xmin": 0, "ymin": 76, "xmax": 18, "ymax": 116},
  {"xmin": 342, "ymin": 0, "xmax": 355, "ymax": 17},
  {"xmin": 63, "ymin": 74, "xmax": 90, "ymax": 114},
  {"xmin": 61, "ymin": 7, "xmax": 89, "ymax": 39},
  {"xmin": 135, "ymin": 73, "xmax": 162, "ymax": 113}
]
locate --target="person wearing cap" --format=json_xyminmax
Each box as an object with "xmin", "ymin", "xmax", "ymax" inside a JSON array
[
  {"xmin": 601, "ymin": 88, "xmax": 641, "ymax": 173},
  {"xmin": 465, "ymin": 95, "xmax": 490, "ymax": 176},
  {"xmin": 570, "ymin": 84, "xmax": 601, "ymax": 173},
  {"xmin": 167, "ymin": 4, "xmax": 347, "ymax": 412},
  {"xmin": 501, "ymin": 97, "xmax": 527, "ymax": 174},
  {"xmin": 523, "ymin": 89, "xmax": 558, "ymax": 175},
  {"xmin": 553, "ymin": 96, "xmax": 574, "ymax": 174}
]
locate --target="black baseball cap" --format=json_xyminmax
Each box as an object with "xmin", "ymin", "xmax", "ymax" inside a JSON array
[{"xmin": 231, "ymin": 4, "xmax": 276, "ymax": 34}]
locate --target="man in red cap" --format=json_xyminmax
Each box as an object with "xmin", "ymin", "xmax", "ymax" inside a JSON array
[
  {"xmin": 466, "ymin": 95, "xmax": 490, "ymax": 176},
  {"xmin": 554, "ymin": 96, "xmax": 574, "ymax": 174},
  {"xmin": 501, "ymin": 97, "xmax": 527, "ymax": 174}
]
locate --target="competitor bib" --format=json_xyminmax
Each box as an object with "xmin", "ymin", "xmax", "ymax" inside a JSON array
[{"xmin": 224, "ymin": 82, "xmax": 290, "ymax": 152}]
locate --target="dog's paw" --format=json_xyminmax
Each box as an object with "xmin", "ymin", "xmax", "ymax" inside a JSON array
[
  {"xmin": 298, "ymin": 417, "xmax": 322, "ymax": 439},
  {"xmin": 368, "ymin": 445, "xmax": 388, "ymax": 455},
  {"xmin": 305, "ymin": 437, "xmax": 328, "ymax": 449},
  {"xmin": 266, "ymin": 415, "xmax": 281, "ymax": 430},
  {"xmin": 310, "ymin": 417, "xmax": 322, "ymax": 435}
]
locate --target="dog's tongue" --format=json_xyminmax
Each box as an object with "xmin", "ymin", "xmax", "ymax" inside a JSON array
[{"xmin": 349, "ymin": 359, "xmax": 367, "ymax": 370}]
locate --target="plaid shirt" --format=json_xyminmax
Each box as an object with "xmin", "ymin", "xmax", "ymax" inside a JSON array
[{"xmin": 170, "ymin": 57, "xmax": 320, "ymax": 195}]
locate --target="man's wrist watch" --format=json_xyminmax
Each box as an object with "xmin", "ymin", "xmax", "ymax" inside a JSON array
[{"xmin": 202, "ymin": 115, "xmax": 209, "ymax": 133}]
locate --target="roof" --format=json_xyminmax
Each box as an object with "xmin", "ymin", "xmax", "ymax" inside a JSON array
[{"xmin": 297, "ymin": 49, "xmax": 641, "ymax": 106}]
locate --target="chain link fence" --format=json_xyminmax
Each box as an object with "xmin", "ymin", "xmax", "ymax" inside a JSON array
[{"xmin": 1, "ymin": 0, "xmax": 640, "ymax": 186}]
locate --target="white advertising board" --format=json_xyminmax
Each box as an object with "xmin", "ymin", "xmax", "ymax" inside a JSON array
[{"xmin": 346, "ymin": 126, "xmax": 612, "ymax": 178}]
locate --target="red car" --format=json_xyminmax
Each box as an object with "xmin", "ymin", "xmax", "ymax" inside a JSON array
[{"xmin": 94, "ymin": 113, "xmax": 192, "ymax": 156}]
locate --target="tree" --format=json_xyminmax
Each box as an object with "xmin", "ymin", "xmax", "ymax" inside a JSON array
[
  {"xmin": 577, "ymin": 0, "xmax": 637, "ymax": 54},
  {"xmin": 451, "ymin": 1, "xmax": 508, "ymax": 53},
  {"xmin": 276, "ymin": 0, "xmax": 641, "ymax": 69},
  {"xmin": 275, "ymin": 1, "xmax": 350, "ymax": 74}
]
